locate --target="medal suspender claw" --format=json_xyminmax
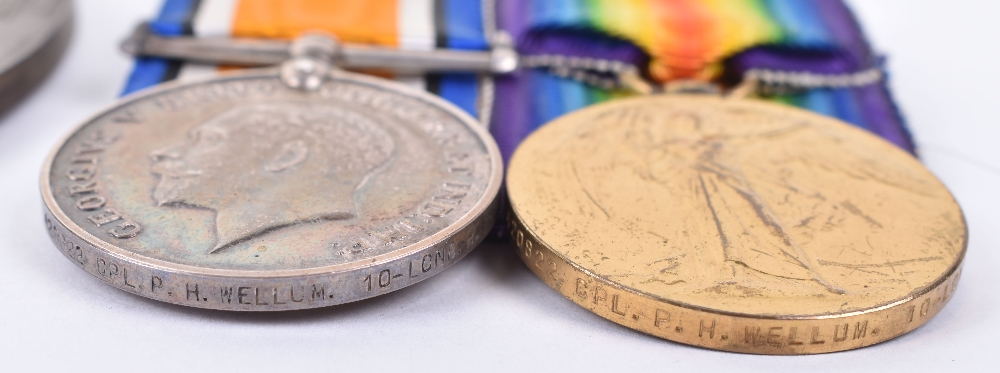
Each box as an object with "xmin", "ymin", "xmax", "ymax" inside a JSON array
[{"xmin": 121, "ymin": 22, "xmax": 521, "ymax": 77}]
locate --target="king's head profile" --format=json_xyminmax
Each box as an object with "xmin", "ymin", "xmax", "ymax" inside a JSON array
[{"xmin": 150, "ymin": 103, "xmax": 395, "ymax": 253}]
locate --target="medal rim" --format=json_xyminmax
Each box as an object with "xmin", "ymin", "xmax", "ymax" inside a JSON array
[{"xmin": 506, "ymin": 205, "xmax": 965, "ymax": 354}]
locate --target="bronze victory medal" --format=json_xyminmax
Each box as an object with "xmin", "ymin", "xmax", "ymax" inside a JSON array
[
  {"xmin": 506, "ymin": 95, "xmax": 965, "ymax": 354},
  {"xmin": 41, "ymin": 69, "xmax": 502, "ymax": 311}
]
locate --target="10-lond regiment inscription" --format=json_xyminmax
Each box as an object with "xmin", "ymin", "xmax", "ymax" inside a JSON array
[{"xmin": 41, "ymin": 70, "xmax": 501, "ymax": 310}]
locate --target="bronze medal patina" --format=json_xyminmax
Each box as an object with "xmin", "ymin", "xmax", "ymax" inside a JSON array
[
  {"xmin": 506, "ymin": 95, "xmax": 965, "ymax": 354},
  {"xmin": 41, "ymin": 67, "xmax": 502, "ymax": 310},
  {"xmin": 0, "ymin": 0, "xmax": 73, "ymax": 115}
]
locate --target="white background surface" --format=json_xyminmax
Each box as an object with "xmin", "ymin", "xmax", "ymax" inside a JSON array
[{"xmin": 1, "ymin": 1, "xmax": 997, "ymax": 371}]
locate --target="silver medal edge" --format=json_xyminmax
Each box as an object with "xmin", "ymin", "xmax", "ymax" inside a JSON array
[{"xmin": 39, "ymin": 68, "xmax": 503, "ymax": 311}]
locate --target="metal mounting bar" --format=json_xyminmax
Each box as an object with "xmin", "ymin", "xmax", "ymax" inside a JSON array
[{"xmin": 121, "ymin": 23, "xmax": 519, "ymax": 75}]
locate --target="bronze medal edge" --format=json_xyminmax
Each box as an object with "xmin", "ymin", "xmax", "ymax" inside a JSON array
[{"xmin": 506, "ymin": 201, "xmax": 964, "ymax": 354}]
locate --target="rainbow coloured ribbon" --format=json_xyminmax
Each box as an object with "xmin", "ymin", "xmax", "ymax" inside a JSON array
[
  {"xmin": 496, "ymin": 0, "xmax": 912, "ymax": 160},
  {"xmin": 123, "ymin": 0, "xmax": 914, "ymax": 163}
]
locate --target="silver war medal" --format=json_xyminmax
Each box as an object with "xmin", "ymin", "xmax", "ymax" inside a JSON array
[{"xmin": 41, "ymin": 33, "xmax": 503, "ymax": 311}]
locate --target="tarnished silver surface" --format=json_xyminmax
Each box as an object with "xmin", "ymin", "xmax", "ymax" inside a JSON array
[
  {"xmin": 41, "ymin": 68, "xmax": 502, "ymax": 311},
  {"xmin": 0, "ymin": 0, "xmax": 73, "ymax": 115}
]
